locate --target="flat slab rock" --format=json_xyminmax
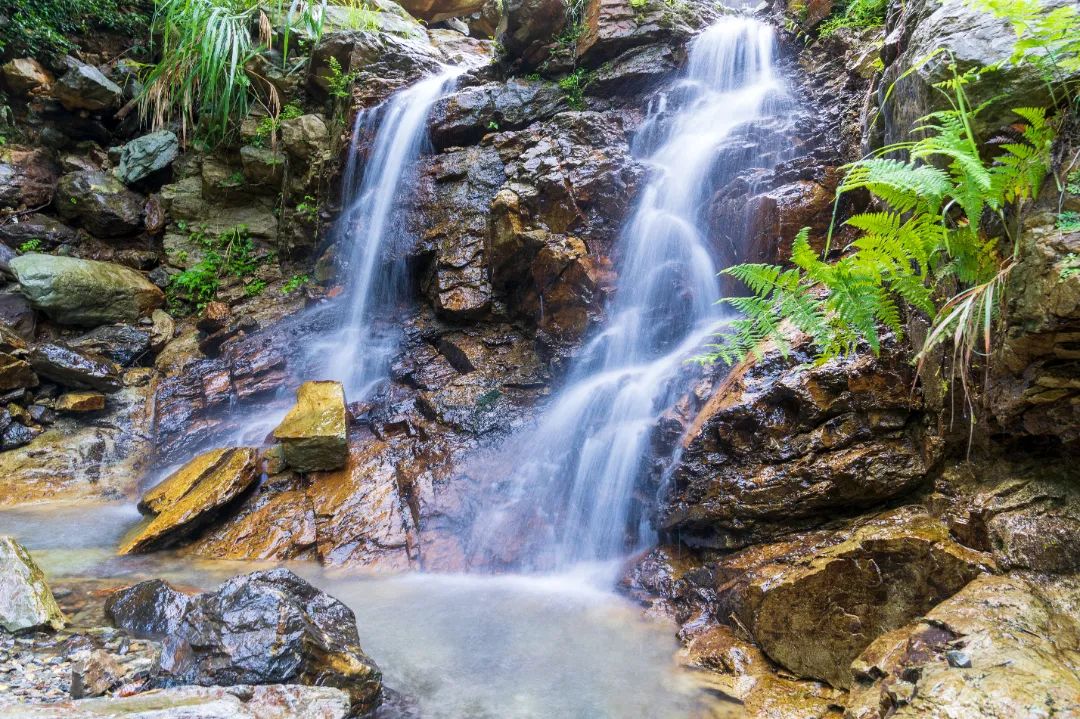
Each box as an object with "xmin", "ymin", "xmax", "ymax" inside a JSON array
[
  {"xmin": 120, "ymin": 447, "xmax": 257, "ymax": 554},
  {"xmin": 1, "ymin": 684, "xmax": 351, "ymax": 718}
]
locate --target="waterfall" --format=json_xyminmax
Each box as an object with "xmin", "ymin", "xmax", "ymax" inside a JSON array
[
  {"xmin": 469, "ymin": 16, "xmax": 792, "ymax": 569},
  {"xmin": 314, "ymin": 67, "xmax": 464, "ymax": 398}
]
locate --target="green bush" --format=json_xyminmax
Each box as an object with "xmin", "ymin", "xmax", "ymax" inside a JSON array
[
  {"xmin": 817, "ymin": 0, "xmax": 887, "ymax": 38},
  {"xmin": 0, "ymin": 0, "xmax": 151, "ymax": 59}
]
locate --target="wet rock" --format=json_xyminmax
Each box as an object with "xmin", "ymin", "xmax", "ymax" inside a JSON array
[
  {"xmin": 659, "ymin": 333, "xmax": 939, "ymax": 548},
  {"xmin": 69, "ymin": 649, "xmax": 130, "ymax": 698},
  {"xmin": 0, "ymin": 352, "xmax": 38, "ymax": 391},
  {"xmin": 846, "ymin": 574, "xmax": 1080, "ymax": 719},
  {"xmin": 10, "ymin": 254, "xmax": 164, "ymax": 326},
  {"xmin": 114, "ymin": 131, "xmax": 179, "ymax": 187},
  {"xmin": 149, "ymin": 310, "xmax": 176, "ymax": 352},
  {"xmin": 28, "ymin": 343, "xmax": 121, "ymax": 392},
  {"xmin": 197, "ymin": 301, "xmax": 231, "ymax": 334},
  {"xmin": 497, "ymin": 0, "xmax": 565, "ymax": 70},
  {"xmin": 0, "ymin": 380, "xmax": 154, "ymax": 506},
  {"xmin": 105, "ymin": 578, "xmax": 190, "ymax": 639},
  {"xmin": 280, "ymin": 114, "xmax": 329, "ymax": 161},
  {"xmin": 0, "ymin": 417, "xmax": 37, "ymax": 451},
  {"xmin": 0, "ymin": 147, "xmax": 59, "ymax": 210},
  {"xmin": 3, "ymin": 684, "xmax": 351, "ymax": 719},
  {"xmin": 575, "ymin": 0, "xmax": 713, "ymax": 67},
  {"xmin": 55, "ymin": 391, "xmax": 107, "ymax": 413},
  {"xmin": 428, "ymin": 78, "xmax": 566, "ymax": 147},
  {"xmin": 1, "ymin": 58, "xmax": 53, "ymax": 96},
  {"xmin": 108, "ymin": 569, "xmax": 382, "ymax": 715},
  {"xmin": 54, "ymin": 170, "xmax": 144, "ymax": 238},
  {"xmin": 240, "ymin": 145, "xmax": 286, "ymax": 186},
  {"xmin": 309, "ymin": 30, "xmax": 444, "ymax": 107},
  {"xmin": 119, "ymin": 447, "xmax": 258, "ymax": 554},
  {"xmin": 713, "ymin": 508, "xmax": 991, "ymax": 689},
  {"xmin": 70, "ymin": 324, "xmax": 152, "ymax": 366},
  {"xmin": 588, "ymin": 43, "xmax": 679, "ymax": 98},
  {"xmin": 679, "ymin": 625, "xmax": 845, "ymax": 719},
  {"xmin": 0, "ymin": 537, "xmax": 65, "ymax": 633},
  {"xmin": 52, "ymin": 59, "xmax": 123, "ymax": 112},
  {"xmin": 273, "ymin": 381, "xmax": 348, "ymax": 472},
  {"xmin": 185, "ymin": 486, "xmax": 317, "ymax": 561},
  {"xmin": 0, "ymin": 213, "xmax": 78, "ymax": 251}
]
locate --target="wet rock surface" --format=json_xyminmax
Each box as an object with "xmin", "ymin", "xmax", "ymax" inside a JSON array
[
  {"xmin": 273, "ymin": 381, "xmax": 348, "ymax": 472},
  {"xmin": 0, "ymin": 537, "xmax": 65, "ymax": 633},
  {"xmin": 106, "ymin": 569, "xmax": 382, "ymax": 715}
]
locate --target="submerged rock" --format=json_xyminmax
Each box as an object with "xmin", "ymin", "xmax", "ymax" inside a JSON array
[
  {"xmin": 273, "ymin": 381, "xmax": 348, "ymax": 472},
  {"xmin": 0, "ymin": 536, "xmax": 65, "ymax": 633},
  {"xmin": 107, "ymin": 569, "xmax": 382, "ymax": 715},
  {"xmin": 2, "ymin": 684, "xmax": 351, "ymax": 719},
  {"xmin": 120, "ymin": 447, "xmax": 258, "ymax": 554},
  {"xmin": 846, "ymin": 574, "xmax": 1080, "ymax": 719},
  {"xmin": 10, "ymin": 254, "xmax": 164, "ymax": 326}
]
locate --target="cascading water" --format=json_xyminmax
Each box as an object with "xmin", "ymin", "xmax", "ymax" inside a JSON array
[
  {"xmin": 470, "ymin": 16, "xmax": 792, "ymax": 570},
  {"xmin": 310, "ymin": 67, "xmax": 463, "ymax": 397}
]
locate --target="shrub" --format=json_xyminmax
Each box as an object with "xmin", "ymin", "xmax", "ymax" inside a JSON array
[{"xmin": 0, "ymin": 0, "xmax": 151, "ymax": 60}]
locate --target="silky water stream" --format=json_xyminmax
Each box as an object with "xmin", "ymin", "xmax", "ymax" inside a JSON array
[{"xmin": 0, "ymin": 13, "xmax": 796, "ymax": 718}]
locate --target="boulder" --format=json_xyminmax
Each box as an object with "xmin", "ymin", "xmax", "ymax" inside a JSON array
[
  {"xmin": 0, "ymin": 147, "xmax": 59, "ymax": 210},
  {"xmin": 659, "ymin": 333, "xmax": 939, "ymax": 549},
  {"xmin": 114, "ymin": 131, "xmax": 179, "ymax": 186},
  {"xmin": 397, "ymin": 0, "xmax": 485, "ymax": 21},
  {"xmin": 119, "ymin": 447, "xmax": 258, "ymax": 554},
  {"xmin": 104, "ymin": 578, "xmax": 189, "ymax": 638},
  {"xmin": 0, "ymin": 351, "xmax": 38, "ymax": 391},
  {"xmin": 10, "ymin": 254, "xmax": 164, "ymax": 326},
  {"xmin": 52, "ymin": 59, "xmax": 123, "ymax": 112},
  {"xmin": 0, "ymin": 213, "xmax": 79, "ymax": 251},
  {"xmin": 70, "ymin": 324, "xmax": 152, "ymax": 367},
  {"xmin": 1, "ymin": 685, "xmax": 351, "ymax": 719},
  {"xmin": 149, "ymin": 310, "xmax": 176, "ymax": 352},
  {"xmin": 273, "ymin": 381, "xmax": 348, "ymax": 472},
  {"xmin": 0, "ymin": 536, "xmax": 65, "ymax": 632},
  {"xmin": 712, "ymin": 508, "xmax": 991, "ymax": 689},
  {"xmin": 106, "ymin": 569, "xmax": 382, "ymax": 715},
  {"xmin": 28, "ymin": 343, "xmax": 122, "ymax": 392},
  {"xmin": 280, "ymin": 114, "xmax": 329, "ymax": 161},
  {"xmin": 240, "ymin": 145, "xmax": 286, "ymax": 186},
  {"xmin": 846, "ymin": 574, "xmax": 1080, "ymax": 719},
  {"xmin": 55, "ymin": 391, "xmax": 107, "ymax": 413},
  {"xmin": 1, "ymin": 58, "xmax": 53, "ymax": 96},
  {"xmin": 54, "ymin": 170, "xmax": 144, "ymax": 238},
  {"xmin": 428, "ymin": 78, "xmax": 566, "ymax": 148}
]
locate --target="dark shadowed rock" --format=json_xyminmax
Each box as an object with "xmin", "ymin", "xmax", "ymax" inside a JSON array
[
  {"xmin": 0, "ymin": 213, "xmax": 78, "ymax": 251},
  {"xmin": 28, "ymin": 343, "xmax": 122, "ymax": 392},
  {"xmin": 497, "ymin": 0, "xmax": 566, "ymax": 70},
  {"xmin": 70, "ymin": 324, "xmax": 152, "ymax": 366},
  {"xmin": 106, "ymin": 569, "xmax": 382, "ymax": 716},
  {"xmin": 0, "ymin": 147, "xmax": 59, "ymax": 211},
  {"xmin": 54, "ymin": 171, "xmax": 144, "ymax": 238},
  {"xmin": 52, "ymin": 59, "xmax": 123, "ymax": 112},
  {"xmin": 428, "ymin": 78, "xmax": 566, "ymax": 147}
]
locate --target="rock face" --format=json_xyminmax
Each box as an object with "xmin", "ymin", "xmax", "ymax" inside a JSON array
[
  {"xmin": 497, "ymin": 0, "xmax": 566, "ymax": 69},
  {"xmin": 10, "ymin": 254, "xmax": 164, "ymax": 326},
  {"xmin": 397, "ymin": 0, "xmax": 485, "ymax": 21},
  {"xmin": 54, "ymin": 171, "xmax": 144, "ymax": 238},
  {"xmin": 713, "ymin": 509, "xmax": 991, "ymax": 689},
  {"xmin": 2, "ymin": 685, "xmax": 351, "ymax": 719},
  {"xmin": 658, "ymin": 334, "xmax": 939, "ymax": 549},
  {"xmin": 52, "ymin": 59, "xmax": 123, "ymax": 112},
  {"xmin": 119, "ymin": 447, "xmax": 258, "ymax": 554},
  {"xmin": 0, "ymin": 537, "xmax": 65, "ymax": 633},
  {"xmin": 846, "ymin": 574, "xmax": 1080, "ymax": 719},
  {"xmin": 114, "ymin": 131, "xmax": 180, "ymax": 186},
  {"xmin": 273, "ymin": 381, "xmax": 348, "ymax": 472},
  {"xmin": 106, "ymin": 569, "xmax": 382, "ymax": 715}
]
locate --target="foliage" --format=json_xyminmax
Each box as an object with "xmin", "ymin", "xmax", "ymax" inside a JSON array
[
  {"xmin": 167, "ymin": 224, "xmax": 266, "ymax": 310},
  {"xmin": 17, "ymin": 239, "xmax": 42, "ymax": 254},
  {"xmin": 244, "ymin": 277, "xmax": 267, "ymax": 295},
  {"xmin": 326, "ymin": 56, "xmax": 360, "ymax": 99},
  {"xmin": 965, "ymin": 0, "xmax": 1080, "ymax": 92},
  {"xmin": 1059, "ymin": 210, "xmax": 1080, "ymax": 231},
  {"xmin": 295, "ymin": 195, "xmax": 319, "ymax": 221},
  {"xmin": 332, "ymin": 0, "xmax": 381, "ymax": 31},
  {"xmin": 558, "ymin": 69, "xmax": 591, "ymax": 110},
  {"xmin": 0, "ymin": 0, "xmax": 150, "ymax": 59},
  {"xmin": 253, "ymin": 100, "xmax": 303, "ymax": 147},
  {"xmin": 281, "ymin": 273, "xmax": 309, "ymax": 293},
  {"xmin": 1067, "ymin": 169, "xmax": 1080, "ymax": 195},
  {"xmin": 817, "ymin": 0, "xmax": 887, "ymax": 38},
  {"xmin": 702, "ymin": 70, "xmax": 1055, "ymax": 411},
  {"xmin": 1061, "ymin": 253, "xmax": 1080, "ymax": 281}
]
